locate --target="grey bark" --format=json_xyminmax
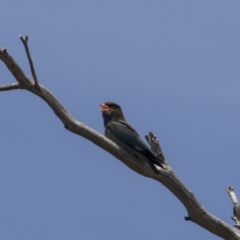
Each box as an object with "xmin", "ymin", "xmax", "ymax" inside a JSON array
[{"xmin": 0, "ymin": 37, "xmax": 239, "ymax": 239}]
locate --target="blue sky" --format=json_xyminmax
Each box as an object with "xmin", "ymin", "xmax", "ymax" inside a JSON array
[{"xmin": 0, "ymin": 1, "xmax": 240, "ymax": 239}]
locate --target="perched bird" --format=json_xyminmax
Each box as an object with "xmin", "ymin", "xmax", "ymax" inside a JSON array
[{"xmin": 100, "ymin": 101, "xmax": 165, "ymax": 175}]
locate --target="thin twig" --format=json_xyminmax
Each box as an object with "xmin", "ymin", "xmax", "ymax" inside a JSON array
[
  {"xmin": 19, "ymin": 35, "xmax": 40, "ymax": 89},
  {"xmin": 0, "ymin": 83, "xmax": 20, "ymax": 91}
]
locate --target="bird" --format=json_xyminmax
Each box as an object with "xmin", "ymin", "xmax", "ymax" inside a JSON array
[{"xmin": 100, "ymin": 101, "xmax": 165, "ymax": 175}]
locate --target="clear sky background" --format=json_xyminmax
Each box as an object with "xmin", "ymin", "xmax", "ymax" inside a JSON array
[{"xmin": 0, "ymin": 1, "xmax": 240, "ymax": 239}]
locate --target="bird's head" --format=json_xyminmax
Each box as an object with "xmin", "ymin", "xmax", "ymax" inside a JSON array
[{"xmin": 100, "ymin": 101, "xmax": 125, "ymax": 126}]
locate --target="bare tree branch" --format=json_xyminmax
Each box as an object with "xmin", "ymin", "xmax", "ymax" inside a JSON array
[
  {"xmin": 226, "ymin": 187, "xmax": 240, "ymax": 229},
  {"xmin": 0, "ymin": 39, "xmax": 240, "ymax": 240},
  {"xmin": 145, "ymin": 131, "xmax": 167, "ymax": 166},
  {"xmin": 0, "ymin": 83, "xmax": 20, "ymax": 91}
]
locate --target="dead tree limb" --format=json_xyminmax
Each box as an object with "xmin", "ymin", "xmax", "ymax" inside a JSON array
[
  {"xmin": 226, "ymin": 187, "xmax": 240, "ymax": 229},
  {"xmin": 0, "ymin": 37, "xmax": 239, "ymax": 240}
]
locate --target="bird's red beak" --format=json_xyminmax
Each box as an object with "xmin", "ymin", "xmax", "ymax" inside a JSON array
[{"xmin": 100, "ymin": 103, "xmax": 110, "ymax": 113}]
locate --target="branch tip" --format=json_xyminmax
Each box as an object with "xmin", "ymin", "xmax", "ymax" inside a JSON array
[
  {"xmin": 226, "ymin": 186, "xmax": 234, "ymax": 192},
  {"xmin": 184, "ymin": 216, "xmax": 191, "ymax": 221}
]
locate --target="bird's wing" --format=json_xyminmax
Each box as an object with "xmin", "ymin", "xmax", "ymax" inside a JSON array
[
  {"xmin": 108, "ymin": 120, "xmax": 164, "ymax": 171},
  {"xmin": 107, "ymin": 120, "xmax": 151, "ymax": 152}
]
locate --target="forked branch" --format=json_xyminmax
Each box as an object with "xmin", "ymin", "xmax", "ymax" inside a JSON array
[
  {"xmin": 19, "ymin": 35, "xmax": 40, "ymax": 89},
  {"xmin": 0, "ymin": 36, "xmax": 239, "ymax": 240}
]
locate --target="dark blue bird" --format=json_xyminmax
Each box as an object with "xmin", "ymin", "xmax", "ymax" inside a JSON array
[{"xmin": 100, "ymin": 101, "xmax": 165, "ymax": 175}]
